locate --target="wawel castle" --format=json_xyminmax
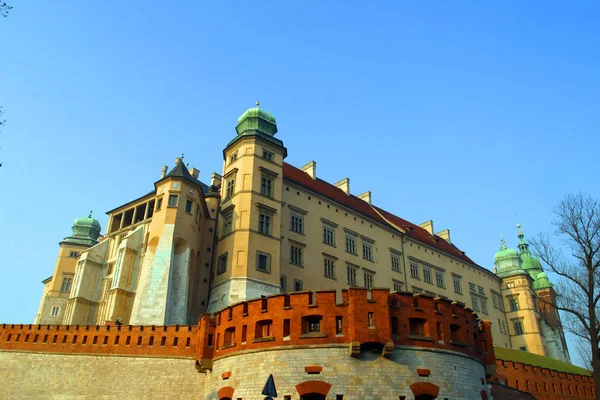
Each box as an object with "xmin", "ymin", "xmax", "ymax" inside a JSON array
[{"xmin": 18, "ymin": 104, "xmax": 592, "ymax": 399}]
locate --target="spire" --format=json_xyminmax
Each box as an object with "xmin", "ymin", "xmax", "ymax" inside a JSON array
[
  {"xmin": 500, "ymin": 235, "xmax": 507, "ymax": 250},
  {"xmin": 517, "ymin": 221, "xmax": 531, "ymax": 256},
  {"xmin": 88, "ymin": 210, "xmax": 93, "ymax": 218}
]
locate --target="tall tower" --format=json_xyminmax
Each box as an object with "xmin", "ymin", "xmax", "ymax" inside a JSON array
[
  {"xmin": 208, "ymin": 103, "xmax": 287, "ymax": 312},
  {"xmin": 35, "ymin": 212, "xmax": 100, "ymax": 324}
]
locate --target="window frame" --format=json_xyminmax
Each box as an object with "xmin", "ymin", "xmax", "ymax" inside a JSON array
[
  {"xmin": 324, "ymin": 257, "xmax": 336, "ymax": 279},
  {"xmin": 256, "ymin": 251, "xmax": 271, "ymax": 274},
  {"xmin": 290, "ymin": 213, "xmax": 304, "ymax": 234},
  {"xmin": 410, "ymin": 262, "xmax": 420, "ymax": 280},
  {"xmin": 168, "ymin": 194, "xmax": 179, "ymax": 208},
  {"xmin": 323, "ymin": 225, "xmax": 335, "ymax": 246},
  {"xmin": 217, "ymin": 253, "xmax": 228, "ymax": 275}
]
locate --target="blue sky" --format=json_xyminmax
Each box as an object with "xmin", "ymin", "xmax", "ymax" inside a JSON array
[{"xmin": 1, "ymin": 1, "xmax": 598, "ymax": 367}]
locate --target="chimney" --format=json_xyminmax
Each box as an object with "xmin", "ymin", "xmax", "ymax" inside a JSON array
[
  {"xmin": 160, "ymin": 165, "xmax": 168, "ymax": 179},
  {"xmin": 334, "ymin": 178, "xmax": 350, "ymax": 195},
  {"xmin": 358, "ymin": 191, "xmax": 371, "ymax": 204},
  {"xmin": 436, "ymin": 229, "xmax": 451, "ymax": 244},
  {"xmin": 211, "ymin": 172, "xmax": 222, "ymax": 187},
  {"xmin": 419, "ymin": 220, "xmax": 434, "ymax": 235},
  {"xmin": 189, "ymin": 167, "xmax": 200, "ymax": 179},
  {"xmin": 175, "ymin": 157, "xmax": 182, "ymax": 165},
  {"xmin": 301, "ymin": 161, "xmax": 317, "ymax": 179}
]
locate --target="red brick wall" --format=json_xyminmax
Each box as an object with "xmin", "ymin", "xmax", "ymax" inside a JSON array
[
  {"xmin": 0, "ymin": 323, "xmax": 196, "ymax": 358},
  {"xmin": 492, "ymin": 359, "xmax": 595, "ymax": 399}
]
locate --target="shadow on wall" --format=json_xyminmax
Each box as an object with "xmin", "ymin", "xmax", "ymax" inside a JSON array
[{"xmin": 490, "ymin": 382, "xmax": 536, "ymax": 400}]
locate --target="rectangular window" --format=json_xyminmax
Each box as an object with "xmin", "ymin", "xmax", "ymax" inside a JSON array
[
  {"xmin": 290, "ymin": 246, "xmax": 303, "ymax": 266},
  {"xmin": 492, "ymin": 293, "xmax": 499, "ymax": 308},
  {"xmin": 69, "ymin": 251, "xmax": 79, "ymax": 258},
  {"xmin": 290, "ymin": 214, "xmax": 304, "ymax": 234},
  {"xmin": 481, "ymin": 298, "xmax": 488, "ymax": 314},
  {"xmin": 393, "ymin": 281, "xmax": 403, "ymax": 292},
  {"xmin": 336, "ymin": 316, "xmax": 343, "ymax": 335},
  {"xmin": 324, "ymin": 258, "xmax": 335, "ymax": 279},
  {"xmin": 513, "ymin": 320, "xmax": 524, "ymax": 335},
  {"xmin": 323, "ymin": 226, "xmax": 335, "ymax": 246},
  {"xmin": 509, "ymin": 297, "xmax": 519, "ymax": 312},
  {"xmin": 478, "ymin": 286, "xmax": 485, "ymax": 295},
  {"xmin": 423, "ymin": 268, "xmax": 433, "ymax": 284},
  {"xmin": 453, "ymin": 276, "xmax": 462, "ymax": 294},
  {"xmin": 345, "ymin": 235, "xmax": 357, "ymax": 254},
  {"xmin": 222, "ymin": 214, "xmax": 233, "ymax": 236},
  {"xmin": 217, "ymin": 253, "xmax": 228, "ymax": 275},
  {"xmin": 263, "ymin": 149, "xmax": 273, "ymax": 161},
  {"xmin": 347, "ymin": 267, "xmax": 357, "ymax": 286},
  {"xmin": 256, "ymin": 252, "xmax": 271, "ymax": 273},
  {"xmin": 391, "ymin": 254, "xmax": 401, "ymax": 272},
  {"xmin": 294, "ymin": 279, "xmax": 303, "ymax": 291},
  {"xmin": 185, "ymin": 200, "xmax": 193, "ymax": 213},
  {"xmin": 362, "ymin": 242, "xmax": 373, "ymax": 261},
  {"xmin": 471, "ymin": 294, "xmax": 480, "ymax": 312},
  {"xmin": 51, "ymin": 306, "xmax": 60, "ymax": 317},
  {"xmin": 435, "ymin": 271, "xmax": 445, "ymax": 288},
  {"xmin": 226, "ymin": 179, "xmax": 235, "ymax": 198},
  {"xmin": 410, "ymin": 263, "xmax": 420, "ymax": 279},
  {"xmin": 260, "ymin": 175, "xmax": 273, "ymax": 197},
  {"xmin": 469, "ymin": 282, "xmax": 476, "ymax": 292},
  {"xmin": 156, "ymin": 197, "xmax": 163, "ymax": 211},
  {"xmin": 364, "ymin": 272, "xmax": 374, "ymax": 289},
  {"xmin": 229, "ymin": 153, "xmax": 237, "ymax": 164},
  {"xmin": 258, "ymin": 213, "xmax": 271, "ymax": 235},
  {"xmin": 498, "ymin": 318, "xmax": 503, "ymax": 333},
  {"xmin": 61, "ymin": 277, "xmax": 72, "ymax": 292},
  {"xmin": 168, "ymin": 194, "xmax": 178, "ymax": 208},
  {"xmin": 280, "ymin": 275, "xmax": 287, "ymax": 292}
]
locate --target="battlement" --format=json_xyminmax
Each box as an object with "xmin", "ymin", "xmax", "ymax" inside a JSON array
[
  {"xmin": 195, "ymin": 288, "xmax": 495, "ymax": 372},
  {"xmin": 0, "ymin": 323, "xmax": 196, "ymax": 358}
]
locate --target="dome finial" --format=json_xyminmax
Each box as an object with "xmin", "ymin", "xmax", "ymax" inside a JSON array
[
  {"xmin": 256, "ymin": 100, "xmax": 260, "ymax": 107},
  {"xmin": 180, "ymin": 152, "xmax": 185, "ymax": 160},
  {"xmin": 89, "ymin": 210, "xmax": 93, "ymax": 218}
]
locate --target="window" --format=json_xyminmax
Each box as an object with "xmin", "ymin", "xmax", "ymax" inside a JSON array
[
  {"xmin": 345, "ymin": 235, "xmax": 357, "ymax": 254},
  {"xmin": 498, "ymin": 319, "xmax": 503, "ymax": 333},
  {"xmin": 471, "ymin": 294, "xmax": 480, "ymax": 311},
  {"xmin": 106, "ymin": 262, "xmax": 114, "ymax": 275},
  {"xmin": 217, "ymin": 253, "xmax": 228, "ymax": 275},
  {"xmin": 362, "ymin": 242, "xmax": 373, "ymax": 261},
  {"xmin": 513, "ymin": 320, "xmax": 524, "ymax": 335},
  {"xmin": 258, "ymin": 213, "xmax": 271, "ymax": 235},
  {"xmin": 51, "ymin": 306, "xmax": 60, "ymax": 317},
  {"xmin": 509, "ymin": 297, "xmax": 519, "ymax": 312},
  {"xmin": 229, "ymin": 153, "xmax": 237, "ymax": 164},
  {"xmin": 280, "ymin": 275, "xmax": 287, "ymax": 292},
  {"xmin": 409, "ymin": 318, "xmax": 427, "ymax": 337},
  {"xmin": 435, "ymin": 271, "xmax": 445, "ymax": 288},
  {"xmin": 185, "ymin": 199, "xmax": 193, "ymax": 213},
  {"xmin": 290, "ymin": 214, "xmax": 304, "ymax": 234},
  {"xmin": 391, "ymin": 253, "xmax": 401, "ymax": 272},
  {"xmin": 323, "ymin": 226, "xmax": 335, "ymax": 246},
  {"xmin": 336, "ymin": 316, "xmax": 343, "ymax": 335},
  {"xmin": 502, "ymin": 321, "xmax": 507, "ymax": 334},
  {"xmin": 226, "ymin": 178, "xmax": 235, "ymax": 198},
  {"xmin": 410, "ymin": 263, "xmax": 420, "ymax": 279},
  {"xmin": 364, "ymin": 272, "xmax": 374, "ymax": 289},
  {"xmin": 262, "ymin": 149, "xmax": 273, "ymax": 161},
  {"xmin": 290, "ymin": 246, "xmax": 303, "ymax": 266},
  {"xmin": 69, "ymin": 251, "xmax": 79, "ymax": 258},
  {"xmin": 492, "ymin": 293, "xmax": 499, "ymax": 308},
  {"xmin": 61, "ymin": 277, "xmax": 72, "ymax": 292},
  {"xmin": 478, "ymin": 286, "xmax": 485, "ymax": 295},
  {"xmin": 423, "ymin": 267, "xmax": 433, "ymax": 284},
  {"xmin": 393, "ymin": 281, "xmax": 403, "ymax": 292},
  {"xmin": 260, "ymin": 175, "xmax": 273, "ymax": 197},
  {"xmin": 294, "ymin": 279, "xmax": 303, "ymax": 291},
  {"xmin": 481, "ymin": 298, "xmax": 488, "ymax": 314},
  {"xmin": 168, "ymin": 194, "xmax": 178, "ymax": 208},
  {"xmin": 453, "ymin": 276, "xmax": 462, "ymax": 294},
  {"xmin": 222, "ymin": 214, "xmax": 233, "ymax": 236},
  {"xmin": 156, "ymin": 197, "xmax": 163, "ymax": 210},
  {"xmin": 302, "ymin": 316, "xmax": 322, "ymax": 333},
  {"xmin": 324, "ymin": 258, "xmax": 335, "ymax": 279},
  {"xmin": 469, "ymin": 282, "xmax": 476, "ymax": 292},
  {"xmin": 347, "ymin": 266, "xmax": 357, "ymax": 286},
  {"xmin": 256, "ymin": 252, "xmax": 271, "ymax": 273}
]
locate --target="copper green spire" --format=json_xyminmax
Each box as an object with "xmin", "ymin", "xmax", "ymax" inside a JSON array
[{"xmin": 517, "ymin": 221, "xmax": 531, "ymax": 256}]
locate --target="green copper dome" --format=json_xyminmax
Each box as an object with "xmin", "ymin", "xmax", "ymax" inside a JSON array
[
  {"xmin": 62, "ymin": 211, "xmax": 101, "ymax": 246},
  {"xmin": 494, "ymin": 239, "xmax": 519, "ymax": 262},
  {"xmin": 494, "ymin": 238, "xmax": 527, "ymax": 278},
  {"xmin": 237, "ymin": 105, "xmax": 277, "ymax": 126},
  {"xmin": 533, "ymin": 271, "xmax": 553, "ymax": 290}
]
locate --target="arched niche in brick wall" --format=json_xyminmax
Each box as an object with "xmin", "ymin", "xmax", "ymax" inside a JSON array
[
  {"xmin": 410, "ymin": 382, "xmax": 440, "ymax": 399},
  {"xmin": 217, "ymin": 386, "xmax": 234, "ymax": 400},
  {"xmin": 295, "ymin": 380, "xmax": 332, "ymax": 397}
]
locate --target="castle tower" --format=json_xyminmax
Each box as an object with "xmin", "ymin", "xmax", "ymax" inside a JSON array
[
  {"xmin": 207, "ymin": 103, "xmax": 287, "ymax": 312},
  {"xmin": 128, "ymin": 157, "xmax": 216, "ymax": 325},
  {"xmin": 35, "ymin": 212, "xmax": 100, "ymax": 324}
]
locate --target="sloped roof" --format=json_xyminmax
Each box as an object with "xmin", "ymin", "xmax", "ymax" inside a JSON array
[
  {"xmin": 283, "ymin": 162, "xmax": 475, "ymax": 264},
  {"xmin": 159, "ymin": 161, "xmax": 209, "ymax": 194},
  {"xmin": 494, "ymin": 346, "xmax": 592, "ymax": 376}
]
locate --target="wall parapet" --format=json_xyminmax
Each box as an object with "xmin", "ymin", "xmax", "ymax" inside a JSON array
[
  {"xmin": 195, "ymin": 288, "xmax": 495, "ymax": 372},
  {"xmin": 0, "ymin": 323, "xmax": 196, "ymax": 358}
]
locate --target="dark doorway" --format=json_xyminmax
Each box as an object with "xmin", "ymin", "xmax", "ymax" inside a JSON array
[
  {"xmin": 415, "ymin": 395, "xmax": 435, "ymax": 400},
  {"xmin": 301, "ymin": 394, "xmax": 326, "ymax": 400}
]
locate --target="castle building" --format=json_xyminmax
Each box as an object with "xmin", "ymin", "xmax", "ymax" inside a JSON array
[{"xmin": 35, "ymin": 104, "xmax": 569, "ymax": 364}]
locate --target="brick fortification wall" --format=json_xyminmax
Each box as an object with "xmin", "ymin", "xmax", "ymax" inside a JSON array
[{"xmin": 492, "ymin": 358, "xmax": 595, "ymax": 400}]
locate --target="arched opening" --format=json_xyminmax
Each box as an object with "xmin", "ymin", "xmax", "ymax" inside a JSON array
[
  {"xmin": 410, "ymin": 382, "xmax": 440, "ymax": 400},
  {"xmin": 300, "ymin": 394, "xmax": 325, "ymax": 400},
  {"xmin": 415, "ymin": 395, "xmax": 435, "ymax": 400}
]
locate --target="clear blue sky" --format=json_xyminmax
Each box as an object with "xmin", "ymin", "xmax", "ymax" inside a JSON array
[{"xmin": 1, "ymin": 1, "xmax": 598, "ymax": 367}]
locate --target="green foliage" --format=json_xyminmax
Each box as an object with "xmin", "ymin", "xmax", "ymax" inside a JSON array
[{"xmin": 0, "ymin": 2, "xmax": 12, "ymax": 18}]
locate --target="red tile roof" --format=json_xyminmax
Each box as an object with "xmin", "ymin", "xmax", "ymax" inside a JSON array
[{"xmin": 283, "ymin": 162, "xmax": 475, "ymax": 264}]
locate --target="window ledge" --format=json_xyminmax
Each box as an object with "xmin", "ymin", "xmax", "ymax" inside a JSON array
[
  {"xmin": 221, "ymin": 343, "xmax": 236, "ymax": 349},
  {"xmin": 413, "ymin": 307, "xmax": 424, "ymax": 312},
  {"xmin": 299, "ymin": 332, "xmax": 327, "ymax": 339},
  {"xmin": 450, "ymin": 340, "xmax": 469, "ymax": 348},
  {"xmin": 252, "ymin": 336, "xmax": 275, "ymax": 343},
  {"xmin": 408, "ymin": 335, "xmax": 433, "ymax": 342}
]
